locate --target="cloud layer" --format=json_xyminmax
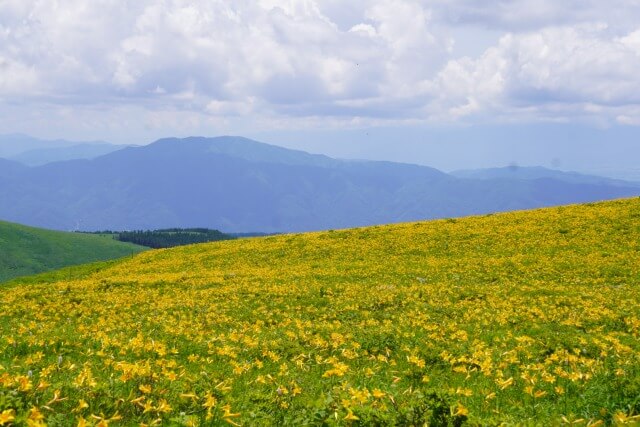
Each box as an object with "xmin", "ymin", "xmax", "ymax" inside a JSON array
[{"xmin": 2, "ymin": 0, "xmax": 640, "ymax": 138}]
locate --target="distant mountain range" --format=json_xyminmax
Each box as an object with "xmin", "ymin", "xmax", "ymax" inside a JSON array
[
  {"xmin": 0, "ymin": 134, "xmax": 129, "ymax": 165},
  {"xmin": 0, "ymin": 136, "xmax": 638, "ymax": 232},
  {"xmin": 451, "ymin": 165, "xmax": 636, "ymax": 187},
  {"xmin": 10, "ymin": 143, "xmax": 129, "ymax": 166}
]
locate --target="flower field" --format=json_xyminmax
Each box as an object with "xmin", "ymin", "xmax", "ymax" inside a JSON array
[{"xmin": 1, "ymin": 198, "xmax": 640, "ymax": 426}]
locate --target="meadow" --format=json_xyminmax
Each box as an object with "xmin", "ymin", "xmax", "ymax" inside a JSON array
[
  {"xmin": 0, "ymin": 220, "xmax": 145, "ymax": 283},
  {"xmin": 1, "ymin": 198, "xmax": 640, "ymax": 425}
]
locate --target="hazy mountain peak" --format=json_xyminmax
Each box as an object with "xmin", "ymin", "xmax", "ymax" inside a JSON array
[
  {"xmin": 148, "ymin": 135, "xmax": 340, "ymax": 168},
  {"xmin": 0, "ymin": 134, "xmax": 113, "ymax": 159},
  {"xmin": 1, "ymin": 135, "xmax": 639, "ymax": 233},
  {"xmin": 9, "ymin": 143, "xmax": 128, "ymax": 166},
  {"xmin": 451, "ymin": 165, "xmax": 640, "ymax": 187}
]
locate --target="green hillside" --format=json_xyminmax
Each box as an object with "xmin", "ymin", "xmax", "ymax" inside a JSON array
[
  {"xmin": 0, "ymin": 220, "xmax": 146, "ymax": 282},
  {"xmin": 1, "ymin": 198, "xmax": 640, "ymax": 425}
]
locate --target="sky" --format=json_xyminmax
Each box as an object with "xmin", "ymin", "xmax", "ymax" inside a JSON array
[{"xmin": 1, "ymin": 1, "xmax": 640, "ymax": 176}]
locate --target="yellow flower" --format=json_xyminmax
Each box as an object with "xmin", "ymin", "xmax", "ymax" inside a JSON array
[
  {"xmin": 180, "ymin": 392, "xmax": 198, "ymax": 401},
  {"xmin": 344, "ymin": 410, "xmax": 359, "ymax": 421},
  {"xmin": 456, "ymin": 387, "xmax": 473, "ymax": 397},
  {"xmin": 222, "ymin": 404, "xmax": 241, "ymax": 426},
  {"xmin": 16, "ymin": 375, "xmax": 33, "ymax": 391},
  {"xmin": 139, "ymin": 384, "xmax": 152, "ymax": 394},
  {"xmin": 0, "ymin": 410, "xmax": 16, "ymax": 426},
  {"xmin": 291, "ymin": 383, "xmax": 302, "ymax": 396},
  {"xmin": 36, "ymin": 380, "xmax": 50, "ymax": 391},
  {"xmin": 156, "ymin": 399, "xmax": 172, "ymax": 414},
  {"xmin": 28, "ymin": 407, "xmax": 45, "ymax": 421},
  {"xmin": 130, "ymin": 396, "xmax": 146, "ymax": 406},
  {"xmin": 451, "ymin": 403, "xmax": 469, "ymax": 417},
  {"xmin": 497, "ymin": 377, "xmax": 514, "ymax": 390},
  {"xmin": 74, "ymin": 399, "xmax": 89, "ymax": 413},
  {"xmin": 202, "ymin": 393, "xmax": 217, "ymax": 409},
  {"xmin": 372, "ymin": 389, "xmax": 385, "ymax": 399},
  {"xmin": 222, "ymin": 404, "xmax": 241, "ymax": 419},
  {"xmin": 534, "ymin": 390, "xmax": 547, "ymax": 399}
]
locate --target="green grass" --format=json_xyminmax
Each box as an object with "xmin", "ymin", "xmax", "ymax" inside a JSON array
[
  {"xmin": 0, "ymin": 220, "xmax": 146, "ymax": 283},
  {"xmin": 1, "ymin": 199, "xmax": 640, "ymax": 425}
]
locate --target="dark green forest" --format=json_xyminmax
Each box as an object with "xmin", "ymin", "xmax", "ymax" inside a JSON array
[{"xmin": 85, "ymin": 228, "xmax": 234, "ymax": 249}]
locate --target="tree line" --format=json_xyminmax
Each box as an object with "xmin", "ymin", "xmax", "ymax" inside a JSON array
[{"xmin": 84, "ymin": 228, "xmax": 234, "ymax": 249}]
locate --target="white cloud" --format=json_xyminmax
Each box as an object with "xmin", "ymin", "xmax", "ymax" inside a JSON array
[
  {"xmin": 0, "ymin": 55, "xmax": 39, "ymax": 95},
  {"xmin": 432, "ymin": 24, "xmax": 640, "ymax": 123},
  {"xmin": 429, "ymin": 0, "xmax": 640, "ymax": 32},
  {"xmin": 1, "ymin": 0, "xmax": 640, "ymax": 135}
]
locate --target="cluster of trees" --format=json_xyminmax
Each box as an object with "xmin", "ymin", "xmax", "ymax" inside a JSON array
[{"xmin": 88, "ymin": 228, "xmax": 234, "ymax": 249}]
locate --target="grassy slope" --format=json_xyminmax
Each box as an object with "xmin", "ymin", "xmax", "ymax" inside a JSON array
[
  {"xmin": 1, "ymin": 198, "xmax": 640, "ymax": 425},
  {"xmin": 0, "ymin": 220, "xmax": 146, "ymax": 282}
]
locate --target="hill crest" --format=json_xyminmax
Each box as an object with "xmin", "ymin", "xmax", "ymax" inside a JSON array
[
  {"xmin": 0, "ymin": 219, "xmax": 146, "ymax": 282},
  {"xmin": 3, "ymin": 198, "xmax": 639, "ymax": 424}
]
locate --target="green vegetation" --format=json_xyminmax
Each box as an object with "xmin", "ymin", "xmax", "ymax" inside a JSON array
[
  {"xmin": 86, "ymin": 228, "xmax": 234, "ymax": 249},
  {"xmin": 1, "ymin": 198, "xmax": 640, "ymax": 425},
  {"xmin": 0, "ymin": 220, "xmax": 146, "ymax": 283}
]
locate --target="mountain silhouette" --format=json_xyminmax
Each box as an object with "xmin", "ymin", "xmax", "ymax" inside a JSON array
[{"xmin": 1, "ymin": 136, "xmax": 638, "ymax": 232}]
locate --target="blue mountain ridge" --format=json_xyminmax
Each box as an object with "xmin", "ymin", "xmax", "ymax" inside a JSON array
[{"xmin": 0, "ymin": 136, "xmax": 638, "ymax": 232}]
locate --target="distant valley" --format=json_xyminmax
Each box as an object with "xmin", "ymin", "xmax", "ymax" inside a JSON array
[{"xmin": 1, "ymin": 135, "xmax": 639, "ymax": 233}]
